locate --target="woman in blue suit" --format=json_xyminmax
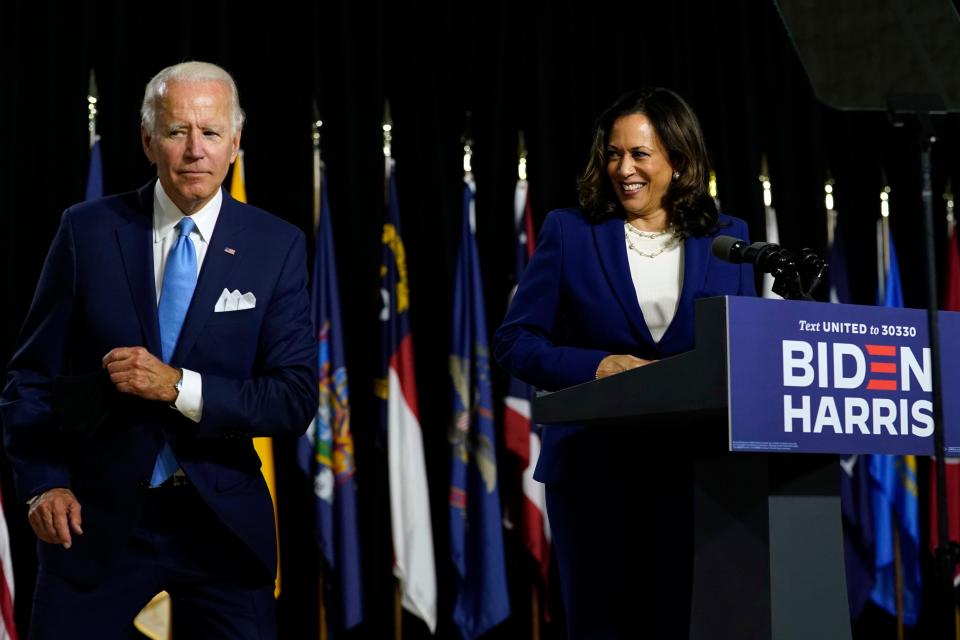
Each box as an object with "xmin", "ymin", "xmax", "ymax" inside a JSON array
[{"xmin": 494, "ymin": 88, "xmax": 756, "ymax": 638}]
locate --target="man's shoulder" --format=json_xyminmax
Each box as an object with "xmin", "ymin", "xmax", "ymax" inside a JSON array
[
  {"xmin": 64, "ymin": 185, "xmax": 150, "ymax": 225},
  {"xmin": 223, "ymin": 198, "xmax": 304, "ymax": 244}
]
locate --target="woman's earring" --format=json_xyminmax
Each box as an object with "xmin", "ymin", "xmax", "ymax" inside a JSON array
[{"xmin": 673, "ymin": 171, "xmax": 680, "ymax": 179}]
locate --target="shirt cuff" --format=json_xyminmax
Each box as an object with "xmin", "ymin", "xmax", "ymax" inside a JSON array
[{"xmin": 175, "ymin": 368, "xmax": 203, "ymax": 423}]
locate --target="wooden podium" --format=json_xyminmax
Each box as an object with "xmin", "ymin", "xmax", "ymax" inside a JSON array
[{"xmin": 534, "ymin": 296, "xmax": 851, "ymax": 640}]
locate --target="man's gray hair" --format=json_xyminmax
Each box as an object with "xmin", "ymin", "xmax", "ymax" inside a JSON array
[{"xmin": 141, "ymin": 61, "xmax": 245, "ymax": 134}]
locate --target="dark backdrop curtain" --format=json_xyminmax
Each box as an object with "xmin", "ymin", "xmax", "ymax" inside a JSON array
[{"xmin": 2, "ymin": 1, "xmax": 959, "ymax": 638}]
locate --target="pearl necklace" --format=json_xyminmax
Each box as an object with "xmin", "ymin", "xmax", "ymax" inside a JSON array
[{"xmin": 624, "ymin": 223, "xmax": 677, "ymax": 259}]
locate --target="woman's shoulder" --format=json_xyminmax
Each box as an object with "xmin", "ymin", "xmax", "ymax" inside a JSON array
[
  {"xmin": 543, "ymin": 207, "xmax": 612, "ymax": 231},
  {"xmin": 545, "ymin": 207, "xmax": 589, "ymax": 223},
  {"xmin": 714, "ymin": 212, "xmax": 750, "ymax": 237}
]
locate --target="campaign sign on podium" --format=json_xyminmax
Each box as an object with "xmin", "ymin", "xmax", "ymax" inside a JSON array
[{"xmin": 727, "ymin": 297, "xmax": 960, "ymax": 455}]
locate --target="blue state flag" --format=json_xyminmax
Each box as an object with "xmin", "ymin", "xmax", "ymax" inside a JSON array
[
  {"xmin": 868, "ymin": 232, "xmax": 921, "ymax": 626},
  {"xmin": 448, "ymin": 176, "xmax": 510, "ymax": 639},
  {"xmin": 828, "ymin": 221, "xmax": 851, "ymax": 305},
  {"xmin": 831, "ymin": 220, "xmax": 875, "ymax": 617},
  {"xmin": 296, "ymin": 172, "xmax": 363, "ymax": 631},
  {"xmin": 85, "ymin": 138, "xmax": 103, "ymax": 201}
]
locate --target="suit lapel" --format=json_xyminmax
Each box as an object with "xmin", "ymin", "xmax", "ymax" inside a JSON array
[
  {"xmin": 116, "ymin": 183, "xmax": 162, "ymax": 357},
  {"xmin": 171, "ymin": 190, "xmax": 247, "ymax": 364},
  {"xmin": 592, "ymin": 218, "xmax": 655, "ymax": 345},
  {"xmin": 658, "ymin": 232, "xmax": 710, "ymax": 349}
]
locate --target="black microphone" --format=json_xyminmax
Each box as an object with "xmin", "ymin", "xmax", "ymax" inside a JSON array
[
  {"xmin": 712, "ymin": 236, "xmax": 827, "ymax": 301},
  {"xmin": 712, "ymin": 236, "xmax": 793, "ymax": 273}
]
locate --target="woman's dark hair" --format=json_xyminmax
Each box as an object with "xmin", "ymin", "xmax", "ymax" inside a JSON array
[{"xmin": 577, "ymin": 87, "xmax": 719, "ymax": 237}]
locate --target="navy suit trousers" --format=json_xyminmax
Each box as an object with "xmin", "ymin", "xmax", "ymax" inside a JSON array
[{"xmin": 29, "ymin": 484, "xmax": 276, "ymax": 640}]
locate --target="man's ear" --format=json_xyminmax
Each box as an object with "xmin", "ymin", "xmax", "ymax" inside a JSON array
[
  {"xmin": 141, "ymin": 125, "xmax": 155, "ymax": 164},
  {"xmin": 230, "ymin": 128, "xmax": 243, "ymax": 164}
]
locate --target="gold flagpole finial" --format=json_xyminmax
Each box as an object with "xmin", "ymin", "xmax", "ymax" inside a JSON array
[
  {"xmin": 944, "ymin": 179, "xmax": 954, "ymax": 228},
  {"xmin": 461, "ymin": 111, "xmax": 474, "ymax": 176},
  {"xmin": 312, "ymin": 100, "xmax": 323, "ymax": 153},
  {"xmin": 759, "ymin": 154, "xmax": 772, "ymax": 208},
  {"xmin": 312, "ymin": 100, "xmax": 323, "ymax": 234},
  {"xmin": 87, "ymin": 69, "xmax": 99, "ymax": 148},
  {"xmin": 382, "ymin": 100, "xmax": 393, "ymax": 160},
  {"xmin": 517, "ymin": 131, "xmax": 527, "ymax": 182},
  {"xmin": 383, "ymin": 100, "xmax": 394, "ymax": 203},
  {"xmin": 825, "ymin": 177, "xmax": 837, "ymax": 247}
]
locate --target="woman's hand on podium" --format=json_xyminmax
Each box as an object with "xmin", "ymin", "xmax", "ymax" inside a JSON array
[{"xmin": 595, "ymin": 354, "xmax": 655, "ymax": 380}]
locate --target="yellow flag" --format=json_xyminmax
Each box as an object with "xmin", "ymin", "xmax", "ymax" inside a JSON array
[{"xmin": 230, "ymin": 151, "xmax": 282, "ymax": 598}]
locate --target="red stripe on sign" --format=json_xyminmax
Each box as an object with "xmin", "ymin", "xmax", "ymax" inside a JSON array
[
  {"xmin": 867, "ymin": 379, "xmax": 898, "ymax": 390},
  {"xmin": 871, "ymin": 362, "xmax": 897, "ymax": 373},
  {"xmin": 866, "ymin": 345, "xmax": 897, "ymax": 356}
]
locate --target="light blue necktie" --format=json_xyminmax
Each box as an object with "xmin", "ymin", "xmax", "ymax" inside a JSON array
[{"xmin": 151, "ymin": 217, "xmax": 197, "ymax": 486}]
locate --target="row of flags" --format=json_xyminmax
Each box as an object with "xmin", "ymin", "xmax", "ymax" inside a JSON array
[
  {"xmin": 316, "ymin": 153, "xmax": 547, "ymax": 637},
  {"xmin": 762, "ymin": 172, "xmax": 957, "ymax": 632},
  {"xmin": 827, "ymin": 192, "xmax": 958, "ymax": 632}
]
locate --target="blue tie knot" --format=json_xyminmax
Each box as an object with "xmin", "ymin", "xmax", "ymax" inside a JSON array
[{"xmin": 177, "ymin": 216, "xmax": 197, "ymax": 238}]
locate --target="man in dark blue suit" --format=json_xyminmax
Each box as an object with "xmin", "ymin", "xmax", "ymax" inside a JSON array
[{"xmin": 1, "ymin": 61, "xmax": 317, "ymax": 638}]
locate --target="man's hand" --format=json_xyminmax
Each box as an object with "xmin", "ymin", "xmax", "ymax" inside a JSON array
[
  {"xmin": 28, "ymin": 488, "xmax": 83, "ymax": 549},
  {"xmin": 103, "ymin": 346, "xmax": 180, "ymax": 403},
  {"xmin": 595, "ymin": 354, "xmax": 655, "ymax": 380}
]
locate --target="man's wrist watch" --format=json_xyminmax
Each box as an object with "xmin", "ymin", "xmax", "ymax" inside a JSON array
[{"xmin": 172, "ymin": 368, "xmax": 184, "ymax": 406}]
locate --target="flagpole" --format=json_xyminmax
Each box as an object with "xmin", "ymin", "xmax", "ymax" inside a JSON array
[
  {"xmin": 881, "ymin": 185, "xmax": 907, "ymax": 639},
  {"xmin": 894, "ymin": 521, "xmax": 905, "ymax": 640},
  {"xmin": 517, "ymin": 131, "xmax": 543, "ymax": 640},
  {"xmin": 382, "ymin": 101, "xmax": 404, "ymax": 640},
  {"xmin": 882, "ymin": 185, "xmax": 891, "ymax": 280},
  {"xmin": 311, "ymin": 108, "xmax": 330, "ymax": 640}
]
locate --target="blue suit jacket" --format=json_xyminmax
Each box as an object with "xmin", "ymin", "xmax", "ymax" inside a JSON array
[
  {"xmin": 493, "ymin": 208, "xmax": 755, "ymax": 484},
  {"xmin": 1, "ymin": 181, "xmax": 318, "ymax": 586}
]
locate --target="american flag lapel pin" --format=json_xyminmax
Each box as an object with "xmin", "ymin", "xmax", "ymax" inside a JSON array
[{"xmin": 224, "ymin": 247, "xmax": 236, "ymax": 255}]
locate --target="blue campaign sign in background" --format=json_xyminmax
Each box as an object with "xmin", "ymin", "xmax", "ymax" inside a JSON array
[{"xmin": 726, "ymin": 297, "xmax": 960, "ymax": 455}]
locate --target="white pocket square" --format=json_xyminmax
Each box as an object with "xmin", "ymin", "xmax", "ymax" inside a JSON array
[{"xmin": 215, "ymin": 288, "xmax": 256, "ymax": 312}]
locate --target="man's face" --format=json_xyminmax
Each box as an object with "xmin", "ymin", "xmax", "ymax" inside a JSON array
[{"xmin": 141, "ymin": 80, "xmax": 241, "ymax": 215}]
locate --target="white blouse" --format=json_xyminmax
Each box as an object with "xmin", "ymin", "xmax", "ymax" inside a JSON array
[{"xmin": 623, "ymin": 223, "xmax": 684, "ymax": 343}]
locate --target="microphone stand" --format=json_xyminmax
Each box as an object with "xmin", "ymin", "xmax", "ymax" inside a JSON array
[
  {"xmin": 889, "ymin": 95, "xmax": 957, "ymax": 637},
  {"xmin": 762, "ymin": 246, "xmax": 817, "ymax": 301}
]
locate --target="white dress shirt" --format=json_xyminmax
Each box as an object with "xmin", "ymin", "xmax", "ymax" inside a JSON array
[{"xmin": 152, "ymin": 181, "xmax": 221, "ymax": 423}]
